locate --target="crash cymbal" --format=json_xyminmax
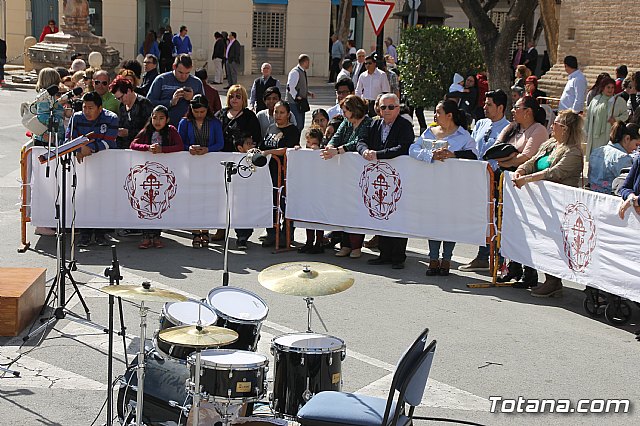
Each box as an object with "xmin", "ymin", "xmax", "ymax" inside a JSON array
[
  {"xmin": 158, "ymin": 325, "xmax": 239, "ymax": 348},
  {"xmin": 101, "ymin": 283, "xmax": 188, "ymax": 303},
  {"xmin": 258, "ymin": 262, "xmax": 354, "ymax": 297}
]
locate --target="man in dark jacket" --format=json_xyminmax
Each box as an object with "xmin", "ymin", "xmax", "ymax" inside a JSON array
[
  {"xmin": 0, "ymin": 36, "xmax": 6, "ymax": 84},
  {"xmin": 138, "ymin": 54, "xmax": 159, "ymax": 96},
  {"xmin": 225, "ymin": 32, "xmax": 241, "ymax": 88},
  {"xmin": 211, "ymin": 31, "xmax": 226, "ymax": 84},
  {"xmin": 524, "ymin": 40, "xmax": 538, "ymax": 76},
  {"xmin": 357, "ymin": 93, "xmax": 414, "ymax": 269}
]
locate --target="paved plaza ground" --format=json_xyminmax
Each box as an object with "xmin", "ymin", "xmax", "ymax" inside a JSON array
[{"xmin": 0, "ymin": 75, "xmax": 638, "ymax": 425}]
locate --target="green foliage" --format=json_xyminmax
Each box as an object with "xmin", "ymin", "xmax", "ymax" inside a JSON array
[{"xmin": 398, "ymin": 26, "xmax": 485, "ymax": 108}]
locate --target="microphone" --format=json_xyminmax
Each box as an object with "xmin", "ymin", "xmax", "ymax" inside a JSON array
[
  {"xmin": 33, "ymin": 85, "xmax": 60, "ymax": 103},
  {"xmin": 246, "ymin": 148, "xmax": 267, "ymax": 168},
  {"xmin": 58, "ymin": 86, "xmax": 84, "ymax": 103}
]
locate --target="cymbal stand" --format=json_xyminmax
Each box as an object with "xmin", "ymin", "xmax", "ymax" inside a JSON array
[
  {"xmin": 190, "ymin": 347, "xmax": 203, "ymax": 426},
  {"xmin": 103, "ymin": 245, "xmax": 129, "ymax": 426},
  {"xmin": 132, "ymin": 282, "xmax": 151, "ymax": 426},
  {"xmin": 303, "ymin": 297, "xmax": 328, "ymax": 333}
]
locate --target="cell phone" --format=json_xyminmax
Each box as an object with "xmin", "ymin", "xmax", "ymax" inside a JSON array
[{"xmin": 182, "ymin": 86, "xmax": 193, "ymax": 92}]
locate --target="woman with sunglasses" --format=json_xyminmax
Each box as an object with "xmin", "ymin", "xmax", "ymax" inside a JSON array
[
  {"xmin": 321, "ymin": 95, "xmax": 372, "ymax": 258},
  {"xmin": 409, "ymin": 99, "xmax": 477, "ymax": 276},
  {"xmin": 511, "ymin": 110, "xmax": 584, "ymax": 297}
]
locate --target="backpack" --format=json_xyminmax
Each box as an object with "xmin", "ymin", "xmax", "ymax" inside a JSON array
[{"xmin": 20, "ymin": 102, "xmax": 47, "ymax": 136}]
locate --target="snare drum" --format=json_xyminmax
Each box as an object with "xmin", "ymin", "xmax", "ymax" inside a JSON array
[
  {"xmin": 206, "ymin": 287, "xmax": 268, "ymax": 351},
  {"xmin": 188, "ymin": 349, "xmax": 269, "ymax": 404},
  {"xmin": 270, "ymin": 333, "xmax": 346, "ymax": 417},
  {"xmin": 155, "ymin": 299, "xmax": 218, "ymax": 361}
]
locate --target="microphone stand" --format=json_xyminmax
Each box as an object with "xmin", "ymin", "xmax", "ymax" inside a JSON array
[
  {"xmin": 221, "ymin": 161, "xmax": 238, "ymax": 287},
  {"xmin": 103, "ymin": 246, "xmax": 129, "ymax": 426}
]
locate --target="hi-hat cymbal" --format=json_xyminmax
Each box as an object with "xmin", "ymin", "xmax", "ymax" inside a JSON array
[
  {"xmin": 101, "ymin": 284, "xmax": 188, "ymax": 303},
  {"xmin": 157, "ymin": 325, "xmax": 239, "ymax": 348},
  {"xmin": 258, "ymin": 262, "xmax": 354, "ymax": 297}
]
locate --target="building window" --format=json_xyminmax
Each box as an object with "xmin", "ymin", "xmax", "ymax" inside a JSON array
[
  {"xmin": 490, "ymin": 11, "xmax": 526, "ymax": 58},
  {"xmin": 568, "ymin": 28, "xmax": 576, "ymax": 41},
  {"xmin": 252, "ymin": 10, "xmax": 286, "ymax": 49},
  {"xmin": 88, "ymin": 0, "xmax": 102, "ymax": 36}
]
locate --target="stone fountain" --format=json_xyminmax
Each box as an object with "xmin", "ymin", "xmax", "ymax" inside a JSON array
[{"xmin": 28, "ymin": 0, "xmax": 120, "ymax": 72}]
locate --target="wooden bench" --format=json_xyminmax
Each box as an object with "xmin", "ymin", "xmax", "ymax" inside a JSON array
[{"xmin": 0, "ymin": 268, "xmax": 46, "ymax": 336}]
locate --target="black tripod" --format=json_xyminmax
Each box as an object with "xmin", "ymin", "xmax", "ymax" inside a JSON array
[
  {"xmin": 25, "ymin": 150, "xmax": 104, "ymax": 340},
  {"xmin": 221, "ymin": 160, "xmax": 237, "ymax": 287}
]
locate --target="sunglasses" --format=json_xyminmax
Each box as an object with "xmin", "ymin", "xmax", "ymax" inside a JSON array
[
  {"xmin": 379, "ymin": 105, "xmax": 398, "ymax": 111},
  {"xmin": 229, "ymin": 93, "xmax": 243, "ymax": 99},
  {"xmin": 512, "ymin": 106, "xmax": 528, "ymax": 110},
  {"xmin": 365, "ymin": 62, "xmax": 374, "ymax": 66},
  {"xmin": 94, "ymin": 80, "xmax": 109, "ymax": 86}
]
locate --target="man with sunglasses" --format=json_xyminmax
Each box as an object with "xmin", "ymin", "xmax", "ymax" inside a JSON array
[
  {"xmin": 93, "ymin": 70, "xmax": 120, "ymax": 115},
  {"xmin": 148, "ymin": 53, "xmax": 204, "ymax": 126},
  {"xmin": 357, "ymin": 93, "xmax": 413, "ymax": 269},
  {"xmin": 355, "ymin": 54, "xmax": 390, "ymax": 117},
  {"xmin": 110, "ymin": 76, "xmax": 153, "ymax": 149}
]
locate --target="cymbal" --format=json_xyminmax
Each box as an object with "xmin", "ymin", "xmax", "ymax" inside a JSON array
[
  {"xmin": 258, "ymin": 262, "xmax": 354, "ymax": 297},
  {"xmin": 101, "ymin": 284, "xmax": 188, "ymax": 303},
  {"xmin": 157, "ymin": 325, "xmax": 239, "ymax": 348}
]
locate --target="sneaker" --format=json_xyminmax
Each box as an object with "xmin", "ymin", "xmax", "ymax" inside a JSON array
[
  {"xmin": 236, "ymin": 239, "xmax": 248, "ymax": 250},
  {"xmin": 153, "ymin": 238, "xmax": 165, "ymax": 248},
  {"xmin": 117, "ymin": 229, "xmax": 143, "ymax": 237},
  {"xmin": 77, "ymin": 235, "xmax": 91, "ymax": 247},
  {"xmin": 95, "ymin": 235, "xmax": 109, "ymax": 246},
  {"xmin": 138, "ymin": 239, "xmax": 153, "ymax": 249},
  {"xmin": 458, "ymin": 257, "xmax": 490, "ymax": 272}
]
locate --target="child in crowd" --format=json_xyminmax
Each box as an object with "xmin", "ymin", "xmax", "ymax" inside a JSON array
[
  {"xmin": 234, "ymin": 132, "xmax": 257, "ymax": 249},
  {"xmin": 298, "ymin": 126, "xmax": 325, "ymax": 254},
  {"xmin": 130, "ymin": 105, "xmax": 184, "ymax": 249}
]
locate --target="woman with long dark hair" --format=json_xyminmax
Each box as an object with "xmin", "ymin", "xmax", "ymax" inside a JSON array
[
  {"xmin": 409, "ymin": 99, "xmax": 477, "ymax": 276},
  {"xmin": 588, "ymin": 121, "xmax": 640, "ymax": 193}
]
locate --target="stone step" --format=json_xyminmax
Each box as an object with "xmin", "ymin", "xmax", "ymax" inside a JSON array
[{"xmin": 538, "ymin": 64, "xmax": 623, "ymax": 99}]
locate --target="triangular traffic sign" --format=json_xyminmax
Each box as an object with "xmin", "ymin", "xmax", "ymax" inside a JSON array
[{"xmin": 364, "ymin": 0, "xmax": 395, "ymax": 36}]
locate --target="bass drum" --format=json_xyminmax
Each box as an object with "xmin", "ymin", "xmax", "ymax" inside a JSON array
[
  {"xmin": 155, "ymin": 299, "xmax": 218, "ymax": 362},
  {"xmin": 206, "ymin": 287, "xmax": 268, "ymax": 351},
  {"xmin": 117, "ymin": 354, "xmax": 191, "ymax": 425},
  {"xmin": 270, "ymin": 333, "xmax": 346, "ymax": 418}
]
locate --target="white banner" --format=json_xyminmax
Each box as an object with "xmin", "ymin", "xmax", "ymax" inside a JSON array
[
  {"xmin": 31, "ymin": 148, "xmax": 273, "ymax": 229},
  {"xmin": 286, "ymin": 149, "xmax": 491, "ymax": 245},
  {"xmin": 501, "ymin": 172, "xmax": 640, "ymax": 303}
]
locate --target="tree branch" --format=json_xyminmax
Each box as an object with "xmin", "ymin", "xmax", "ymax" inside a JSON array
[
  {"xmin": 457, "ymin": 0, "xmax": 498, "ymax": 44},
  {"xmin": 482, "ymin": 0, "xmax": 500, "ymax": 12},
  {"xmin": 500, "ymin": 0, "xmax": 538, "ymax": 47}
]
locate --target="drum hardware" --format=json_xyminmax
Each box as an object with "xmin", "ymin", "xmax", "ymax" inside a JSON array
[
  {"xmin": 104, "ymin": 281, "xmax": 187, "ymax": 426},
  {"xmin": 258, "ymin": 262, "xmax": 353, "ymax": 332}
]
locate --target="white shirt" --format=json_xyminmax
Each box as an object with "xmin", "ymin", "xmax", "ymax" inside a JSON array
[
  {"xmin": 327, "ymin": 103, "xmax": 342, "ymax": 119},
  {"xmin": 355, "ymin": 68, "xmax": 390, "ymax": 101},
  {"xmin": 336, "ymin": 69, "xmax": 351, "ymax": 82},
  {"xmin": 225, "ymin": 39, "xmax": 235, "ymax": 58},
  {"xmin": 286, "ymin": 65, "xmax": 304, "ymax": 99},
  {"xmin": 559, "ymin": 69, "xmax": 588, "ymax": 113},
  {"xmin": 352, "ymin": 61, "xmax": 365, "ymax": 87}
]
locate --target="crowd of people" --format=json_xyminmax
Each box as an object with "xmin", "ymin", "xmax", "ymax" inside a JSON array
[{"xmin": 24, "ymin": 28, "xmax": 640, "ymax": 298}]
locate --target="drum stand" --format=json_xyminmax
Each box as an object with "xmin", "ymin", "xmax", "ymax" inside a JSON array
[
  {"xmin": 189, "ymin": 348, "xmax": 204, "ymax": 426},
  {"xmin": 303, "ymin": 297, "xmax": 328, "ymax": 333},
  {"xmin": 127, "ymin": 282, "xmax": 151, "ymax": 426}
]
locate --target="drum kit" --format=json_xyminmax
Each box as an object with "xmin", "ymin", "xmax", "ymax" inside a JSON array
[{"xmin": 105, "ymin": 262, "xmax": 353, "ymax": 425}]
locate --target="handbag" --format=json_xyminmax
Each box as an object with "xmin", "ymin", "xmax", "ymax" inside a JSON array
[
  {"xmin": 20, "ymin": 102, "xmax": 48, "ymax": 136},
  {"xmin": 295, "ymin": 97, "xmax": 310, "ymax": 113},
  {"xmin": 483, "ymin": 143, "xmax": 518, "ymax": 161}
]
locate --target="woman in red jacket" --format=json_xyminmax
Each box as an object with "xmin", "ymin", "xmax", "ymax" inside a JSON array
[
  {"xmin": 130, "ymin": 105, "xmax": 184, "ymax": 248},
  {"xmin": 39, "ymin": 20, "xmax": 58, "ymax": 42}
]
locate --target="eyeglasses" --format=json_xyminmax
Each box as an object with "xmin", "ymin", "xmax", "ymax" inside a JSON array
[
  {"xmin": 336, "ymin": 90, "xmax": 351, "ymax": 95},
  {"xmin": 94, "ymin": 80, "xmax": 109, "ymax": 86},
  {"xmin": 365, "ymin": 62, "xmax": 374, "ymax": 66},
  {"xmin": 229, "ymin": 93, "xmax": 243, "ymax": 99},
  {"xmin": 379, "ymin": 105, "xmax": 398, "ymax": 111},
  {"xmin": 512, "ymin": 105, "xmax": 528, "ymax": 111},
  {"xmin": 114, "ymin": 93, "xmax": 124, "ymax": 101}
]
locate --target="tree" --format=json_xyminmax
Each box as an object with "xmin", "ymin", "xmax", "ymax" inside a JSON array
[
  {"xmin": 457, "ymin": 0, "xmax": 538, "ymax": 94},
  {"xmin": 538, "ymin": 0, "xmax": 559, "ymax": 64},
  {"xmin": 398, "ymin": 26, "xmax": 484, "ymax": 108},
  {"xmin": 336, "ymin": 0, "xmax": 353, "ymax": 50}
]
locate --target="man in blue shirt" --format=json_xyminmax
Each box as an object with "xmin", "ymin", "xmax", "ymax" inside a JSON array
[
  {"xmin": 172, "ymin": 26, "xmax": 192, "ymax": 56},
  {"xmin": 147, "ymin": 54, "xmax": 204, "ymax": 126},
  {"xmin": 459, "ymin": 89, "xmax": 509, "ymax": 272},
  {"xmin": 67, "ymin": 92, "xmax": 119, "ymax": 247}
]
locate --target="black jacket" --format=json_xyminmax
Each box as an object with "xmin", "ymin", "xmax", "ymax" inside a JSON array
[
  {"xmin": 138, "ymin": 68, "xmax": 158, "ymax": 96},
  {"xmin": 212, "ymin": 37, "xmax": 226, "ymax": 60},
  {"xmin": 525, "ymin": 48, "xmax": 538, "ymax": 74},
  {"xmin": 227, "ymin": 40, "xmax": 241, "ymax": 64},
  {"xmin": 357, "ymin": 117, "xmax": 414, "ymax": 159}
]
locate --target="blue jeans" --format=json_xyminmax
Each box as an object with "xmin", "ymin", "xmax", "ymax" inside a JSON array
[
  {"xmin": 289, "ymin": 101, "xmax": 305, "ymax": 131},
  {"xmin": 428, "ymin": 240, "xmax": 455, "ymax": 261}
]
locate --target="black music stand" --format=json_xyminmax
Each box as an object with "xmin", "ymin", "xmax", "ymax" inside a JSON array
[{"xmin": 25, "ymin": 135, "xmax": 105, "ymax": 341}]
